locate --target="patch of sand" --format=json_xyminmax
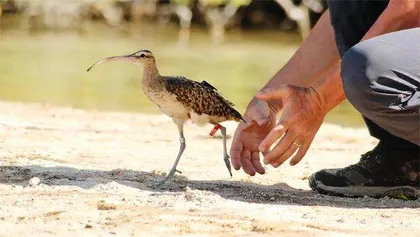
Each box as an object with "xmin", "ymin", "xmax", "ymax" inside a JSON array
[{"xmin": 0, "ymin": 101, "xmax": 418, "ymax": 237}]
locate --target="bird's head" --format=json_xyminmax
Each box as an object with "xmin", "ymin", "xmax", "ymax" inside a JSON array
[{"xmin": 87, "ymin": 49, "xmax": 155, "ymax": 72}]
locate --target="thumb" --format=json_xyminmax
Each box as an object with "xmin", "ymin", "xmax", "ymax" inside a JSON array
[
  {"xmin": 243, "ymin": 116, "xmax": 270, "ymax": 130},
  {"xmin": 255, "ymin": 116, "xmax": 270, "ymax": 127},
  {"xmin": 255, "ymin": 86, "xmax": 290, "ymax": 101},
  {"xmin": 253, "ymin": 100, "xmax": 271, "ymax": 126},
  {"xmin": 243, "ymin": 100, "xmax": 271, "ymax": 129}
]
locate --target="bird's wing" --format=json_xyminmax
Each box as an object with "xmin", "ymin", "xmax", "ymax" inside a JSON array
[
  {"xmin": 200, "ymin": 80, "xmax": 235, "ymax": 106},
  {"xmin": 200, "ymin": 80, "xmax": 217, "ymax": 91},
  {"xmin": 164, "ymin": 76, "xmax": 244, "ymax": 122}
]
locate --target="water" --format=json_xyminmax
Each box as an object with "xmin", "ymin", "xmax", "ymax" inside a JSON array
[{"xmin": 0, "ymin": 19, "xmax": 364, "ymax": 127}]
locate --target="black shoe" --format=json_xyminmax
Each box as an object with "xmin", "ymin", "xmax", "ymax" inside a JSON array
[{"xmin": 309, "ymin": 142, "xmax": 420, "ymax": 200}]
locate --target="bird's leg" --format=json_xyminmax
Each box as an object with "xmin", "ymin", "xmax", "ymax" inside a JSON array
[
  {"xmin": 220, "ymin": 125, "xmax": 232, "ymax": 177},
  {"xmin": 157, "ymin": 119, "xmax": 186, "ymax": 186}
]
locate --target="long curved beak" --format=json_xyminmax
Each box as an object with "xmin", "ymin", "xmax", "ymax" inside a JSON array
[{"xmin": 87, "ymin": 54, "xmax": 135, "ymax": 72}]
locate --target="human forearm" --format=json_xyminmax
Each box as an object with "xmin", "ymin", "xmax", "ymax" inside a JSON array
[
  {"xmin": 263, "ymin": 10, "xmax": 340, "ymax": 89},
  {"xmin": 361, "ymin": 0, "xmax": 420, "ymax": 42}
]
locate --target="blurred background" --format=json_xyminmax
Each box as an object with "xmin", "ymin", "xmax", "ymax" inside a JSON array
[{"xmin": 0, "ymin": 0, "xmax": 362, "ymax": 127}]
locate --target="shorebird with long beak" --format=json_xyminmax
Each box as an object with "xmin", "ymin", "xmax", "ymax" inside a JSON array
[{"xmin": 87, "ymin": 49, "xmax": 245, "ymax": 185}]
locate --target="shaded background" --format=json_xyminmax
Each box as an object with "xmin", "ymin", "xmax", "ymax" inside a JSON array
[{"xmin": 0, "ymin": 0, "xmax": 363, "ymax": 127}]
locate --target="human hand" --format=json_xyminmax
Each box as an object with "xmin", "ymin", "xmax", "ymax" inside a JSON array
[
  {"xmin": 230, "ymin": 97, "xmax": 281, "ymax": 176},
  {"xmin": 256, "ymin": 85, "xmax": 326, "ymax": 167}
]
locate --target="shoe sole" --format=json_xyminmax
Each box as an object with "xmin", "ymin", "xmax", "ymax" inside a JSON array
[{"xmin": 310, "ymin": 177, "xmax": 420, "ymax": 200}]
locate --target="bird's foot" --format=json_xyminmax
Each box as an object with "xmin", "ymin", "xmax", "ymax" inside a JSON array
[
  {"xmin": 155, "ymin": 168, "xmax": 182, "ymax": 187},
  {"xmin": 224, "ymin": 154, "xmax": 233, "ymax": 177},
  {"xmin": 156, "ymin": 170, "xmax": 175, "ymax": 187},
  {"xmin": 156, "ymin": 174, "xmax": 173, "ymax": 187}
]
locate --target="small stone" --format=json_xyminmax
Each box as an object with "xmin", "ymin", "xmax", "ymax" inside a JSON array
[
  {"xmin": 85, "ymin": 224, "xmax": 93, "ymax": 229},
  {"xmin": 97, "ymin": 201, "xmax": 116, "ymax": 211},
  {"xmin": 380, "ymin": 214, "xmax": 391, "ymax": 218},
  {"xmin": 270, "ymin": 197, "xmax": 275, "ymax": 201},
  {"xmin": 28, "ymin": 177, "xmax": 41, "ymax": 186}
]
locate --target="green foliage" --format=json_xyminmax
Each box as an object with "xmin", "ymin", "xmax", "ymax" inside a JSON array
[{"xmin": 393, "ymin": 192, "xmax": 409, "ymax": 201}]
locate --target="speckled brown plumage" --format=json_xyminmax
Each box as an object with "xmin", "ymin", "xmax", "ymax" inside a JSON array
[{"xmin": 164, "ymin": 76, "xmax": 245, "ymax": 124}]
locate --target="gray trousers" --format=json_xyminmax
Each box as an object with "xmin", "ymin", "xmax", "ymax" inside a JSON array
[
  {"xmin": 327, "ymin": 0, "xmax": 420, "ymax": 148},
  {"xmin": 341, "ymin": 28, "xmax": 420, "ymax": 146}
]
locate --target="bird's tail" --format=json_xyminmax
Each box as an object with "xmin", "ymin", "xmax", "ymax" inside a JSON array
[{"xmin": 231, "ymin": 108, "xmax": 246, "ymax": 123}]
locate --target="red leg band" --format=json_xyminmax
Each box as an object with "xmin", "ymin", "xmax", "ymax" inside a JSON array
[{"xmin": 209, "ymin": 124, "xmax": 222, "ymax": 136}]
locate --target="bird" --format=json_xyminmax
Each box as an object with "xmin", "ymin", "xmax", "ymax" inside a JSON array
[{"xmin": 87, "ymin": 49, "xmax": 245, "ymax": 185}]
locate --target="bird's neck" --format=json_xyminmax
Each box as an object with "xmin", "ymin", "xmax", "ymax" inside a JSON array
[
  {"xmin": 143, "ymin": 61, "xmax": 159, "ymax": 77},
  {"xmin": 142, "ymin": 62, "xmax": 163, "ymax": 88}
]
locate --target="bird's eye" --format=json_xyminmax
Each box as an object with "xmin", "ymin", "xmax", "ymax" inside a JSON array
[{"xmin": 139, "ymin": 54, "xmax": 145, "ymax": 58}]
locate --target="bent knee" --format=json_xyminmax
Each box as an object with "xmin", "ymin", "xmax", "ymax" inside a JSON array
[{"xmin": 340, "ymin": 44, "xmax": 374, "ymax": 113}]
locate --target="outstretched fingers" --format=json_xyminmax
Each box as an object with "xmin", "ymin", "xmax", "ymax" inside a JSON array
[
  {"xmin": 240, "ymin": 149, "xmax": 256, "ymax": 176},
  {"xmin": 259, "ymin": 124, "xmax": 288, "ymax": 156},
  {"xmin": 271, "ymin": 139, "xmax": 299, "ymax": 167},
  {"xmin": 289, "ymin": 136, "xmax": 314, "ymax": 166},
  {"xmin": 251, "ymin": 151, "xmax": 265, "ymax": 174},
  {"xmin": 230, "ymin": 138, "xmax": 243, "ymax": 170},
  {"xmin": 229, "ymin": 138, "xmax": 265, "ymax": 176}
]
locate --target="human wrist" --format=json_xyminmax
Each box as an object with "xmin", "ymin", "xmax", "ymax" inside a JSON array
[{"xmin": 311, "ymin": 67, "xmax": 346, "ymax": 113}]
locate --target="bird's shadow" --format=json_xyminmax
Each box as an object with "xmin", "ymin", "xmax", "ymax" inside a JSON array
[
  {"xmin": 1, "ymin": 165, "xmax": 419, "ymax": 209},
  {"xmin": 194, "ymin": 134, "xmax": 232, "ymax": 140}
]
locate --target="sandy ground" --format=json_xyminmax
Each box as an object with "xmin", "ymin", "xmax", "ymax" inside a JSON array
[{"xmin": 0, "ymin": 100, "xmax": 419, "ymax": 237}]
